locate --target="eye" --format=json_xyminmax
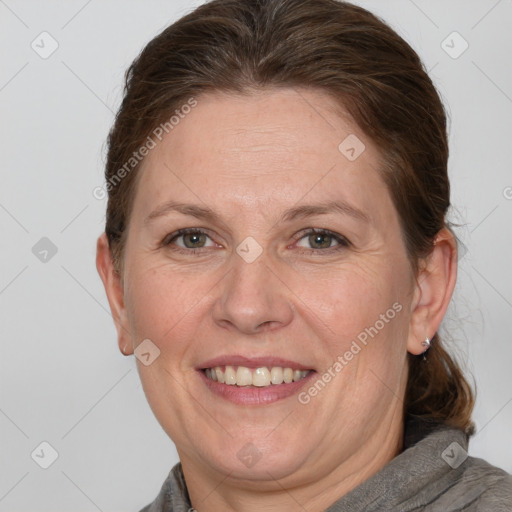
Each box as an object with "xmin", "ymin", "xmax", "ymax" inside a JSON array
[
  {"xmin": 162, "ymin": 227, "xmax": 350, "ymax": 255},
  {"xmin": 295, "ymin": 228, "xmax": 350, "ymax": 252},
  {"xmin": 163, "ymin": 228, "xmax": 216, "ymax": 251}
]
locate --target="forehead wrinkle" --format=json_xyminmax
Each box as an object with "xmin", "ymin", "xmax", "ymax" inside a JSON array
[{"xmin": 227, "ymin": 125, "xmax": 304, "ymax": 149}]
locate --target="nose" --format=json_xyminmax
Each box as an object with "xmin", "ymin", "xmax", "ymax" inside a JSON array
[{"xmin": 212, "ymin": 251, "xmax": 294, "ymax": 335}]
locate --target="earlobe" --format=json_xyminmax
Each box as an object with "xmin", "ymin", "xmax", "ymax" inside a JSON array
[
  {"xmin": 407, "ymin": 228, "xmax": 458, "ymax": 355},
  {"xmin": 96, "ymin": 233, "xmax": 134, "ymax": 356}
]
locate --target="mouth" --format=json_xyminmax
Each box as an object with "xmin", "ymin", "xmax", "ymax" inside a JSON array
[
  {"xmin": 197, "ymin": 356, "xmax": 316, "ymax": 405},
  {"xmin": 203, "ymin": 365, "xmax": 310, "ymax": 387}
]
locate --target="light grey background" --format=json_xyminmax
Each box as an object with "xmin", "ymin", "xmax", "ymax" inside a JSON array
[{"xmin": 1, "ymin": 0, "xmax": 511, "ymax": 510}]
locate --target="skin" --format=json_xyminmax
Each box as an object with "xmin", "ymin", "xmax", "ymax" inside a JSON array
[{"xmin": 97, "ymin": 87, "xmax": 457, "ymax": 512}]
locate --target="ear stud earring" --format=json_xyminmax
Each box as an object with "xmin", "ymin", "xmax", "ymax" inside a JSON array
[{"xmin": 421, "ymin": 337, "xmax": 431, "ymax": 361}]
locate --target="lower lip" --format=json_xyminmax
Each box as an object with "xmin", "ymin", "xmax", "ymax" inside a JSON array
[{"xmin": 198, "ymin": 370, "xmax": 316, "ymax": 405}]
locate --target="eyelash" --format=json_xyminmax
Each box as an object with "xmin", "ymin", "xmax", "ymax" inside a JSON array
[{"xmin": 162, "ymin": 227, "xmax": 350, "ymax": 256}]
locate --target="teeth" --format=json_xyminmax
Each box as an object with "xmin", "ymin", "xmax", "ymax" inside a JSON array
[
  {"xmin": 236, "ymin": 366, "xmax": 253, "ymax": 386},
  {"xmin": 215, "ymin": 367, "xmax": 225, "ymax": 384},
  {"xmin": 283, "ymin": 368, "xmax": 294, "ymax": 383},
  {"xmin": 224, "ymin": 365, "xmax": 236, "ymax": 385},
  {"xmin": 270, "ymin": 367, "xmax": 284, "ymax": 385},
  {"xmin": 204, "ymin": 366, "xmax": 310, "ymax": 387},
  {"xmin": 293, "ymin": 370, "xmax": 303, "ymax": 382},
  {"xmin": 253, "ymin": 367, "xmax": 270, "ymax": 387}
]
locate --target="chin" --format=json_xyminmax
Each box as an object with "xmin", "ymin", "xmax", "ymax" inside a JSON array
[{"xmin": 196, "ymin": 428, "xmax": 313, "ymax": 484}]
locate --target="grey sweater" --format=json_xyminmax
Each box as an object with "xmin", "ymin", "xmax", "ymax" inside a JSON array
[{"xmin": 140, "ymin": 419, "xmax": 512, "ymax": 511}]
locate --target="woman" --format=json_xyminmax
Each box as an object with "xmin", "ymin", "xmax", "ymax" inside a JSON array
[{"xmin": 96, "ymin": 0, "xmax": 512, "ymax": 510}]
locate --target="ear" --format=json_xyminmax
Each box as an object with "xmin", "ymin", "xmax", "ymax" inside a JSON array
[
  {"xmin": 407, "ymin": 227, "xmax": 457, "ymax": 355},
  {"xmin": 96, "ymin": 233, "xmax": 134, "ymax": 356}
]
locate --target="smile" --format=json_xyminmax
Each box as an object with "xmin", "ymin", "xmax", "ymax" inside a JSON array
[{"xmin": 204, "ymin": 366, "xmax": 311, "ymax": 387}]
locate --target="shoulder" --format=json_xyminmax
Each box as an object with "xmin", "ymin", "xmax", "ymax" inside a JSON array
[
  {"xmin": 393, "ymin": 419, "xmax": 511, "ymax": 511},
  {"xmin": 462, "ymin": 456, "xmax": 512, "ymax": 505},
  {"xmin": 429, "ymin": 455, "xmax": 512, "ymax": 511}
]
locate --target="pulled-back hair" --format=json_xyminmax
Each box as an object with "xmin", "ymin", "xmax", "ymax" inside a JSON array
[{"xmin": 104, "ymin": 0, "xmax": 474, "ymax": 434}]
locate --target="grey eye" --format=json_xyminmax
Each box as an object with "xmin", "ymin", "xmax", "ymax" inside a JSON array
[
  {"xmin": 181, "ymin": 232, "xmax": 209, "ymax": 248},
  {"xmin": 307, "ymin": 233, "xmax": 334, "ymax": 249}
]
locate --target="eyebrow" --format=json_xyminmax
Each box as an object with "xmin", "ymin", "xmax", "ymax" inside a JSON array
[
  {"xmin": 144, "ymin": 199, "xmax": 370, "ymax": 226},
  {"xmin": 145, "ymin": 201, "xmax": 222, "ymax": 225}
]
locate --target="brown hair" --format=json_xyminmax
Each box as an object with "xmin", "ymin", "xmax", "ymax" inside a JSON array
[{"xmin": 104, "ymin": 0, "xmax": 474, "ymax": 434}]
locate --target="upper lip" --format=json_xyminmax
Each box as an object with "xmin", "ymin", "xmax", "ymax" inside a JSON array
[{"xmin": 198, "ymin": 355, "xmax": 313, "ymax": 371}]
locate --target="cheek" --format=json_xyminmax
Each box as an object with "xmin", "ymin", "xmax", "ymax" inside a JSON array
[
  {"xmin": 292, "ymin": 261, "xmax": 412, "ymax": 392},
  {"xmin": 296, "ymin": 263, "xmax": 400, "ymax": 339},
  {"xmin": 123, "ymin": 261, "xmax": 208, "ymax": 347}
]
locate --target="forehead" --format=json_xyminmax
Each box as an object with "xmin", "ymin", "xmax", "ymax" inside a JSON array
[{"xmin": 133, "ymin": 87, "xmax": 390, "ymax": 220}]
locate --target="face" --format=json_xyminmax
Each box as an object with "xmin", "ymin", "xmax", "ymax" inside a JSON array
[{"xmin": 112, "ymin": 88, "xmax": 420, "ymax": 487}]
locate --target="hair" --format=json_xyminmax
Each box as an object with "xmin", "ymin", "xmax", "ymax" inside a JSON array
[{"xmin": 103, "ymin": 0, "xmax": 474, "ymax": 434}]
